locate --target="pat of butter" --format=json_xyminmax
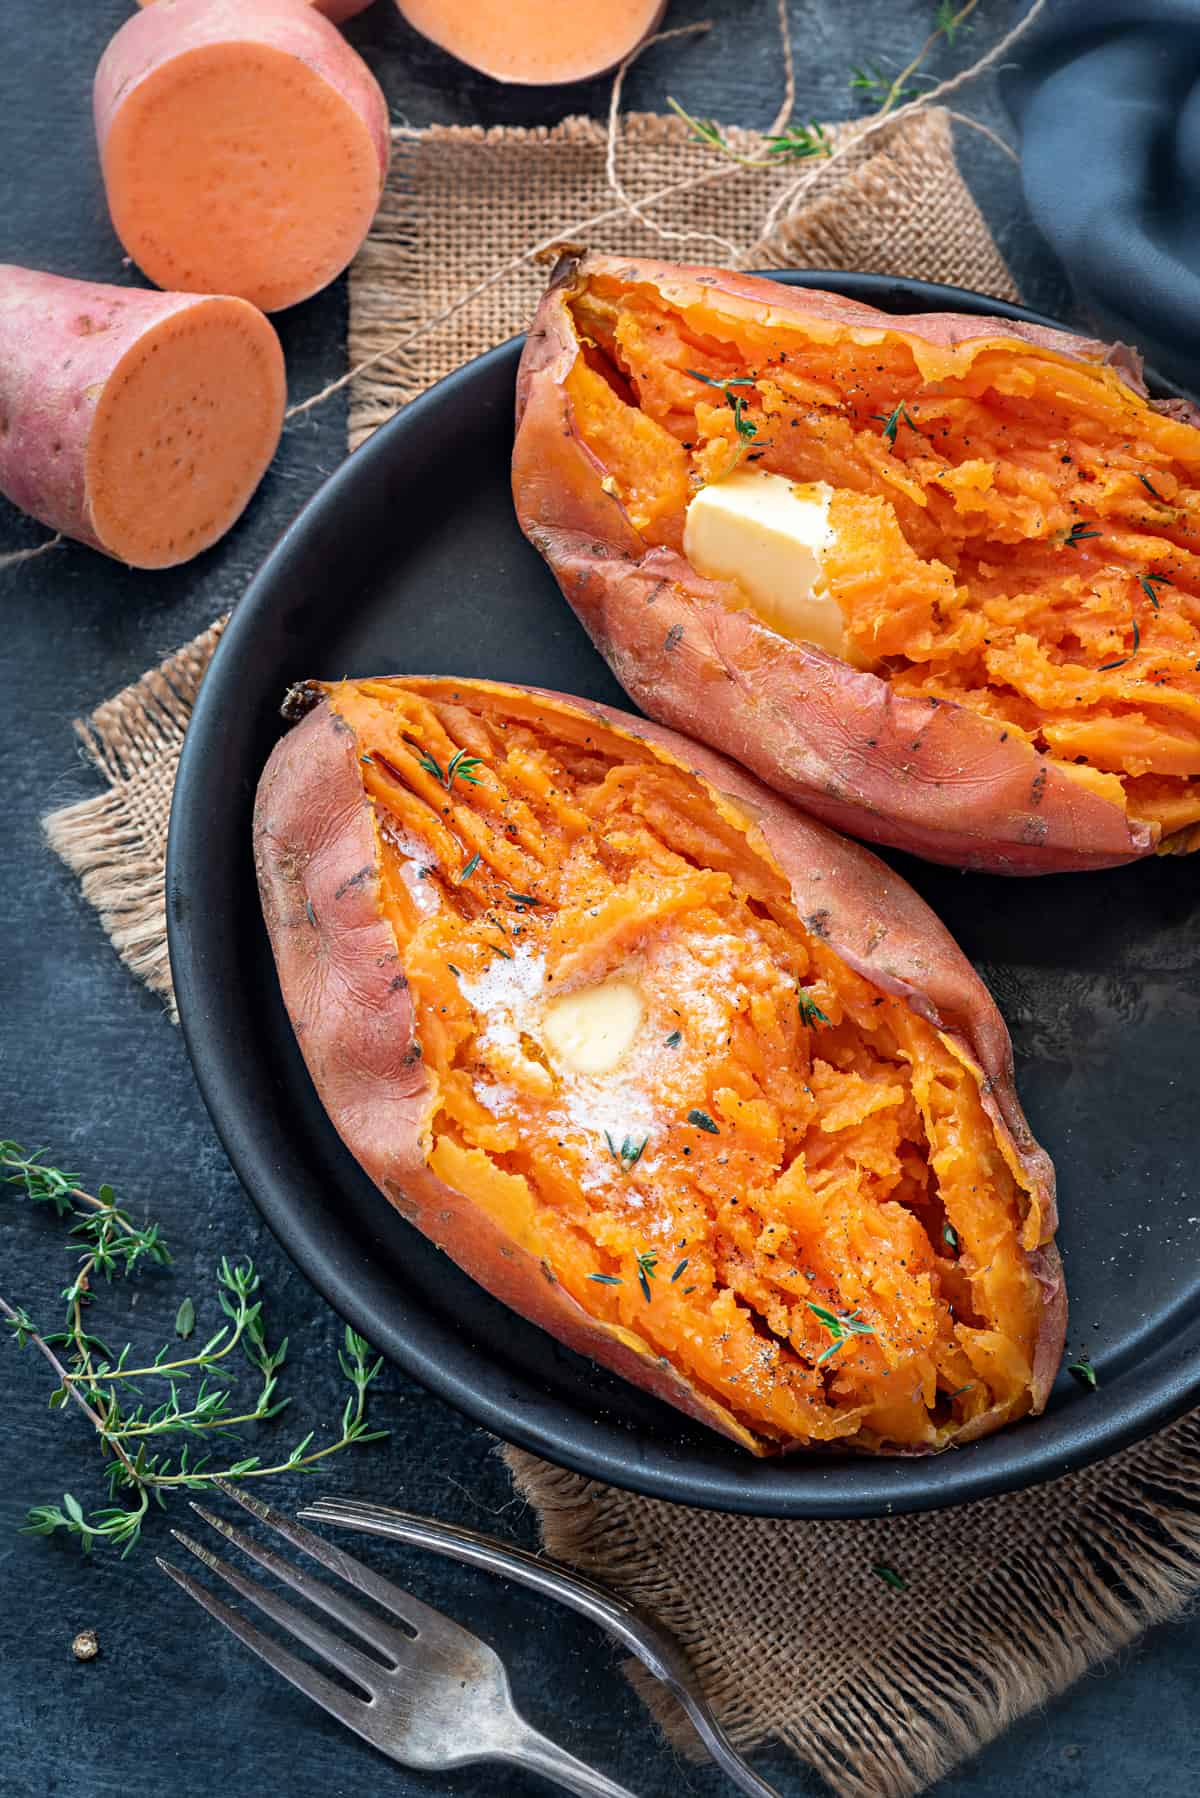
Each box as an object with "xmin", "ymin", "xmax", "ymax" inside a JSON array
[
  {"xmin": 542, "ymin": 979, "xmax": 643, "ymax": 1077},
  {"xmin": 684, "ymin": 470, "xmax": 851, "ymax": 661}
]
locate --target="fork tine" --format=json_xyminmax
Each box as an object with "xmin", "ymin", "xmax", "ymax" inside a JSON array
[
  {"xmin": 169, "ymin": 1527, "xmax": 386, "ymax": 1698},
  {"xmin": 209, "ymin": 1477, "xmax": 473, "ymax": 1646},
  {"xmin": 157, "ymin": 1555, "xmax": 372, "ymax": 1739},
  {"xmin": 188, "ymin": 1503, "xmax": 413, "ymax": 1666}
]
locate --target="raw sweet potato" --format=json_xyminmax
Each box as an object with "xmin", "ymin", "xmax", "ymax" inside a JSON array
[
  {"xmin": 394, "ymin": 0, "xmax": 666, "ymax": 84},
  {"xmin": 136, "ymin": 0, "xmax": 377, "ymax": 18},
  {"xmin": 254, "ymin": 676, "xmax": 1063, "ymax": 1455},
  {"xmin": 96, "ymin": 0, "xmax": 389, "ymax": 313},
  {"xmin": 0, "ymin": 264, "xmax": 284, "ymax": 567},
  {"xmin": 513, "ymin": 253, "xmax": 1200, "ymax": 871}
]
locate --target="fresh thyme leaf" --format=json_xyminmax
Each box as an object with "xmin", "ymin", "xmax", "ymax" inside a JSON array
[
  {"xmin": 304, "ymin": 898, "xmax": 317, "ymax": 929},
  {"xmin": 808, "ymin": 1302, "xmax": 876, "ymax": 1364},
  {"xmin": 417, "ymin": 749, "xmax": 445, "ymax": 783},
  {"xmin": 457, "ymin": 852, "xmax": 481, "ymax": 883},
  {"xmin": 1068, "ymin": 1355, "xmax": 1098, "ymax": 1389},
  {"xmin": 1054, "ymin": 521, "xmax": 1102, "ymax": 548},
  {"xmin": 1099, "ymin": 616, "xmax": 1141, "ymax": 671},
  {"xmin": 587, "ymin": 1272, "xmax": 623, "ymax": 1286},
  {"xmin": 664, "ymin": 1030, "xmax": 683, "ymax": 1048},
  {"xmin": 1139, "ymin": 573, "xmax": 1171, "ymax": 609},
  {"xmin": 687, "ymin": 1109, "xmax": 720, "ymax": 1134},
  {"xmin": 764, "ymin": 119, "xmax": 831, "ymax": 160},
  {"xmin": 1139, "ymin": 473, "xmax": 1168, "ymax": 503},
  {"xmin": 605, "ymin": 1132, "xmax": 648, "ymax": 1170},
  {"xmin": 635, "ymin": 1249, "xmax": 658, "ymax": 1303},
  {"xmin": 797, "ymin": 989, "xmax": 830, "ymax": 1028},
  {"xmin": 2, "ymin": 1142, "xmax": 387, "ymax": 1556},
  {"xmin": 942, "ymin": 1222, "xmax": 959, "ymax": 1254},
  {"xmin": 445, "ymin": 748, "xmax": 484, "ymax": 790},
  {"xmin": 935, "ymin": 0, "xmax": 966, "ymax": 43},
  {"xmin": 666, "ymin": 98, "xmax": 729, "ymax": 154},
  {"xmin": 872, "ymin": 1562, "xmax": 907, "ymax": 1592},
  {"xmin": 687, "ymin": 370, "xmax": 758, "ymax": 392},
  {"xmin": 947, "ymin": 1383, "xmax": 974, "ymax": 1400},
  {"xmin": 671, "ymin": 1258, "xmax": 689, "ymax": 1283},
  {"xmin": 849, "ymin": 61, "xmax": 892, "ymax": 99},
  {"xmin": 871, "ymin": 402, "xmax": 920, "ymax": 450},
  {"xmin": 359, "ymin": 753, "xmax": 374, "ymax": 766},
  {"xmin": 507, "ymin": 892, "xmax": 539, "ymax": 907}
]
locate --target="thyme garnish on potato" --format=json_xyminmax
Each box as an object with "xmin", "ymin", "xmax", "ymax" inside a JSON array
[
  {"xmin": 1139, "ymin": 573, "xmax": 1171, "ymax": 609},
  {"xmin": 2, "ymin": 1141, "xmax": 387, "ymax": 1556},
  {"xmin": 605, "ymin": 1131, "xmax": 648, "ymax": 1170},
  {"xmin": 1054, "ymin": 521, "xmax": 1102, "ymax": 549},
  {"xmin": 797, "ymin": 989, "xmax": 831, "ymax": 1028},
  {"xmin": 872, "ymin": 401, "xmax": 920, "ymax": 450},
  {"xmin": 687, "ymin": 1108, "xmax": 721, "ymax": 1134},
  {"xmin": 808, "ymin": 1302, "xmax": 876, "ymax": 1365},
  {"xmin": 1099, "ymin": 616, "xmax": 1140, "ymax": 672},
  {"xmin": 417, "ymin": 745, "xmax": 484, "ymax": 790},
  {"xmin": 635, "ymin": 1249, "xmax": 658, "ymax": 1303},
  {"xmin": 687, "ymin": 368, "xmax": 760, "ymax": 443}
]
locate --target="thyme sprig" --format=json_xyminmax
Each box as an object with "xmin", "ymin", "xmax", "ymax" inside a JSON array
[
  {"xmin": 687, "ymin": 369, "xmax": 760, "ymax": 443},
  {"xmin": 1139, "ymin": 573, "xmax": 1171, "ymax": 610},
  {"xmin": 2, "ymin": 1142, "xmax": 387, "ymax": 1556},
  {"xmin": 666, "ymin": 99, "xmax": 832, "ymax": 167},
  {"xmin": 417, "ymin": 745, "xmax": 484, "ymax": 791},
  {"xmin": 605, "ymin": 1131, "xmax": 648, "ymax": 1171},
  {"xmin": 872, "ymin": 402, "xmax": 921, "ymax": 451},
  {"xmin": 635, "ymin": 1249, "xmax": 658, "ymax": 1303},
  {"xmin": 797, "ymin": 989, "xmax": 831, "ymax": 1028},
  {"xmin": 1054, "ymin": 521, "xmax": 1102, "ymax": 549},
  {"xmin": 808, "ymin": 1302, "xmax": 876, "ymax": 1366},
  {"xmin": 851, "ymin": 0, "xmax": 979, "ymax": 116}
]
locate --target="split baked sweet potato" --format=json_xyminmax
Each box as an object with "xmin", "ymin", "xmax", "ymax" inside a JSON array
[
  {"xmin": 513, "ymin": 253, "xmax": 1200, "ymax": 872},
  {"xmin": 254, "ymin": 676, "xmax": 1063, "ymax": 1455}
]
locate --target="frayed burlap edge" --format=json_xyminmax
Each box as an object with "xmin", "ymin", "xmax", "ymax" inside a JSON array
[
  {"xmin": 507, "ymin": 1414, "xmax": 1200, "ymax": 1798},
  {"xmin": 43, "ymin": 619, "xmax": 227, "ymax": 1020}
]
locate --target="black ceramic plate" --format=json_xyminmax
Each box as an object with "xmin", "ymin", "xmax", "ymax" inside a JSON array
[{"xmin": 168, "ymin": 272, "xmax": 1200, "ymax": 1518}]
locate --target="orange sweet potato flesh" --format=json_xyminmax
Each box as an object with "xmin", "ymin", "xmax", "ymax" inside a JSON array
[
  {"xmin": 95, "ymin": 0, "xmax": 389, "ymax": 313},
  {"xmin": 254, "ymin": 676, "xmax": 1064, "ymax": 1455},
  {"xmin": 394, "ymin": 0, "xmax": 666, "ymax": 84},
  {"xmin": 513, "ymin": 253, "xmax": 1200, "ymax": 872}
]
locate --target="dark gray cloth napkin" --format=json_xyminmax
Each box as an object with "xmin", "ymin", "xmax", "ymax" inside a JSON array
[{"xmin": 1006, "ymin": 0, "xmax": 1200, "ymax": 391}]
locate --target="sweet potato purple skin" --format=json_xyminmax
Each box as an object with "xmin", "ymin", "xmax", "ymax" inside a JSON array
[
  {"xmin": 511, "ymin": 253, "xmax": 1165, "ymax": 875},
  {"xmin": 254, "ymin": 678, "xmax": 1065, "ymax": 1455}
]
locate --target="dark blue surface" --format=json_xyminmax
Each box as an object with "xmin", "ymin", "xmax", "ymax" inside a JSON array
[{"xmin": 2, "ymin": 3, "xmax": 1198, "ymax": 1795}]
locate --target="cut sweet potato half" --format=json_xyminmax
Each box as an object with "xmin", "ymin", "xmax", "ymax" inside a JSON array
[
  {"xmin": 96, "ymin": 0, "xmax": 390, "ymax": 312},
  {"xmin": 394, "ymin": 0, "xmax": 666, "ymax": 85},
  {"xmin": 514, "ymin": 254, "xmax": 1200, "ymax": 870},
  {"xmin": 0, "ymin": 264, "xmax": 284, "ymax": 568},
  {"xmin": 255, "ymin": 676, "xmax": 1064, "ymax": 1454}
]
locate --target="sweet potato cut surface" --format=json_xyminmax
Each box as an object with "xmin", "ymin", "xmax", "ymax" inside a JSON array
[
  {"xmin": 96, "ymin": 0, "xmax": 389, "ymax": 312},
  {"xmin": 137, "ymin": 0, "xmax": 376, "ymax": 16},
  {"xmin": 394, "ymin": 0, "xmax": 665, "ymax": 84},
  {"xmin": 514, "ymin": 254, "xmax": 1200, "ymax": 869},
  {"xmin": 255, "ymin": 676, "xmax": 1063, "ymax": 1455},
  {"xmin": 0, "ymin": 265, "xmax": 284, "ymax": 568}
]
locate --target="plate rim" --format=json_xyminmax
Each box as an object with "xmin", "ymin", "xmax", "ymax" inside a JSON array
[{"xmin": 167, "ymin": 269, "xmax": 1200, "ymax": 1517}]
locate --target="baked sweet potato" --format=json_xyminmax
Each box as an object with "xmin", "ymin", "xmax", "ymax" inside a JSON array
[
  {"xmin": 513, "ymin": 253, "xmax": 1200, "ymax": 872},
  {"xmin": 254, "ymin": 676, "xmax": 1063, "ymax": 1455}
]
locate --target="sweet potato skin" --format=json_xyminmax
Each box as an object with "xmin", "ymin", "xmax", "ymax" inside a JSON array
[
  {"xmin": 0, "ymin": 264, "xmax": 283, "ymax": 562},
  {"xmin": 512, "ymin": 253, "xmax": 1164, "ymax": 874},
  {"xmin": 254, "ymin": 678, "xmax": 1064, "ymax": 1455}
]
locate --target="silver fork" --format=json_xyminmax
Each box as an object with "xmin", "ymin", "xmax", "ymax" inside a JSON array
[
  {"xmin": 300, "ymin": 1495, "xmax": 781, "ymax": 1798},
  {"xmin": 158, "ymin": 1478, "xmax": 639, "ymax": 1798}
]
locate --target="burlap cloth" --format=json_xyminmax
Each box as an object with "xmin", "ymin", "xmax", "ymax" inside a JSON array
[{"xmin": 43, "ymin": 111, "xmax": 1200, "ymax": 1797}]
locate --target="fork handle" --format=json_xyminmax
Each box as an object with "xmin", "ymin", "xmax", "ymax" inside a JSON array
[{"xmin": 499, "ymin": 1721, "xmax": 644, "ymax": 1798}]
